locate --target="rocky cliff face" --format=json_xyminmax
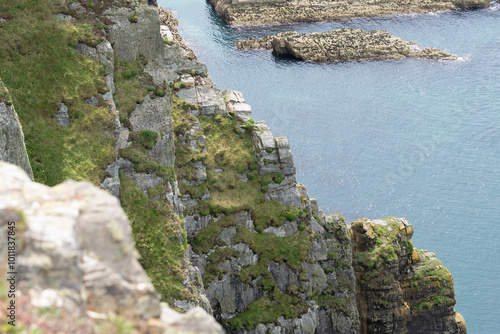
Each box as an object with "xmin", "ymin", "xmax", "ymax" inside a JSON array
[
  {"xmin": 208, "ymin": 0, "xmax": 489, "ymax": 25},
  {"xmin": 0, "ymin": 1, "xmax": 468, "ymax": 333},
  {"xmin": 0, "ymin": 161, "xmax": 223, "ymax": 334},
  {"xmin": 237, "ymin": 29, "xmax": 458, "ymax": 62},
  {"xmin": 0, "ymin": 80, "xmax": 33, "ymax": 180},
  {"xmin": 350, "ymin": 218, "xmax": 466, "ymax": 334}
]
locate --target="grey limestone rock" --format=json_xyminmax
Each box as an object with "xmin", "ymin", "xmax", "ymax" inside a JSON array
[
  {"xmin": 74, "ymin": 43, "xmax": 98, "ymax": 59},
  {"xmin": 54, "ymin": 103, "xmax": 70, "ymax": 127},
  {"xmin": 0, "ymin": 162, "xmax": 160, "ymax": 325},
  {"xmin": 129, "ymin": 95, "xmax": 175, "ymax": 166},
  {"xmin": 54, "ymin": 13, "xmax": 74, "ymax": 21},
  {"xmin": 0, "ymin": 81, "xmax": 33, "ymax": 180},
  {"xmin": 105, "ymin": 6, "xmax": 165, "ymax": 64},
  {"xmin": 0, "ymin": 162, "xmax": 223, "ymax": 332},
  {"xmin": 262, "ymin": 220, "xmax": 298, "ymax": 237},
  {"xmin": 223, "ymin": 89, "xmax": 252, "ymax": 122},
  {"xmin": 100, "ymin": 158, "xmax": 134, "ymax": 198},
  {"xmin": 161, "ymin": 305, "xmax": 224, "ymax": 334},
  {"xmin": 238, "ymin": 29, "xmax": 458, "ymax": 62}
]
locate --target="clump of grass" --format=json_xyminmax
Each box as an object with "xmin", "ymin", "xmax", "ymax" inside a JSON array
[
  {"xmin": 128, "ymin": 129, "xmax": 158, "ymax": 150},
  {"xmin": 114, "ymin": 59, "xmax": 151, "ymax": 123},
  {"xmin": 119, "ymin": 172, "xmax": 200, "ymax": 304},
  {"xmin": 227, "ymin": 289, "xmax": 308, "ymax": 330}
]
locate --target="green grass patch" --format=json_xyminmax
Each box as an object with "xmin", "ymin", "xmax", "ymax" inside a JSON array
[
  {"xmin": 0, "ymin": 0, "xmax": 116, "ymax": 185},
  {"xmin": 227, "ymin": 289, "xmax": 307, "ymax": 330},
  {"xmin": 119, "ymin": 172, "xmax": 198, "ymax": 304},
  {"xmin": 128, "ymin": 129, "xmax": 158, "ymax": 150},
  {"xmin": 233, "ymin": 226, "xmax": 312, "ymax": 287},
  {"xmin": 189, "ymin": 215, "xmax": 238, "ymax": 254},
  {"xmin": 114, "ymin": 59, "xmax": 152, "ymax": 123}
]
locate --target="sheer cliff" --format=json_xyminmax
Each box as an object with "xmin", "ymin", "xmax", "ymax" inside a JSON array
[{"xmin": 0, "ymin": 1, "xmax": 467, "ymax": 333}]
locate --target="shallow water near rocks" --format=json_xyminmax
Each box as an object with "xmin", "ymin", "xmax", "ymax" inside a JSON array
[{"xmin": 159, "ymin": 0, "xmax": 500, "ymax": 331}]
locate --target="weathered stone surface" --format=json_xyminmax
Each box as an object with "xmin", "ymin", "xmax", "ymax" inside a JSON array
[
  {"xmin": 100, "ymin": 158, "xmax": 134, "ymax": 198},
  {"xmin": 223, "ymin": 89, "xmax": 252, "ymax": 122},
  {"xmin": 0, "ymin": 80, "xmax": 33, "ymax": 180},
  {"xmin": 129, "ymin": 95, "xmax": 175, "ymax": 166},
  {"xmin": 350, "ymin": 217, "xmax": 466, "ymax": 334},
  {"xmin": 104, "ymin": 6, "xmax": 164, "ymax": 63},
  {"xmin": 208, "ymin": 0, "xmax": 488, "ymax": 26},
  {"xmin": 237, "ymin": 29, "xmax": 458, "ymax": 62},
  {"xmin": 54, "ymin": 103, "xmax": 70, "ymax": 127},
  {"xmin": 0, "ymin": 162, "xmax": 223, "ymax": 333},
  {"xmin": 75, "ymin": 43, "xmax": 98, "ymax": 59},
  {"xmin": 162, "ymin": 305, "xmax": 224, "ymax": 334},
  {"xmin": 0, "ymin": 162, "xmax": 159, "ymax": 325}
]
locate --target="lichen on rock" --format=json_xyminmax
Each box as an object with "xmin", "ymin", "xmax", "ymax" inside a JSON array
[
  {"xmin": 237, "ymin": 29, "xmax": 458, "ymax": 62},
  {"xmin": 350, "ymin": 217, "xmax": 466, "ymax": 333}
]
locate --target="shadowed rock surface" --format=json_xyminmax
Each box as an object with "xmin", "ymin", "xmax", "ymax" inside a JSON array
[{"xmin": 237, "ymin": 29, "xmax": 458, "ymax": 62}]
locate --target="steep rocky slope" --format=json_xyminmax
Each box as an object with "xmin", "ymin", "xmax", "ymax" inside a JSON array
[
  {"xmin": 0, "ymin": 0, "xmax": 467, "ymax": 333},
  {"xmin": 208, "ymin": 0, "xmax": 490, "ymax": 25},
  {"xmin": 0, "ymin": 161, "xmax": 223, "ymax": 334},
  {"xmin": 237, "ymin": 29, "xmax": 458, "ymax": 62}
]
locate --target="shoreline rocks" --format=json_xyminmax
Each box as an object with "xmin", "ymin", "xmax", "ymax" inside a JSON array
[
  {"xmin": 237, "ymin": 29, "xmax": 458, "ymax": 62},
  {"xmin": 208, "ymin": 0, "xmax": 490, "ymax": 26}
]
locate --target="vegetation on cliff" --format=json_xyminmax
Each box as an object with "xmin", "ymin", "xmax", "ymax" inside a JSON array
[{"xmin": 0, "ymin": 0, "xmax": 115, "ymax": 185}]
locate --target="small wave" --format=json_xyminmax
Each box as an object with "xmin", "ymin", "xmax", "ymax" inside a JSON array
[
  {"xmin": 488, "ymin": 2, "xmax": 500, "ymax": 10},
  {"xmin": 456, "ymin": 56, "xmax": 472, "ymax": 62}
]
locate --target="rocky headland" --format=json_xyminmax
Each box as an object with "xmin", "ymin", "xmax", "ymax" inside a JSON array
[
  {"xmin": 0, "ymin": 0, "xmax": 466, "ymax": 333},
  {"xmin": 208, "ymin": 0, "xmax": 490, "ymax": 26},
  {"xmin": 236, "ymin": 29, "xmax": 458, "ymax": 62}
]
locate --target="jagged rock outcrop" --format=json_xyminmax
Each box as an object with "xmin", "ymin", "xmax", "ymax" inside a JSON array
[
  {"xmin": 99, "ymin": 2, "xmax": 214, "ymax": 314},
  {"xmin": 0, "ymin": 80, "xmax": 33, "ymax": 180},
  {"xmin": 350, "ymin": 218, "xmax": 466, "ymax": 334},
  {"xmin": 0, "ymin": 161, "xmax": 224, "ymax": 333},
  {"xmin": 208, "ymin": 0, "xmax": 489, "ymax": 26},
  {"xmin": 237, "ymin": 29, "xmax": 458, "ymax": 62}
]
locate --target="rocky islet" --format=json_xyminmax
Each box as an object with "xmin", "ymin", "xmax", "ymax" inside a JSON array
[
  {"xmin": 236, "ymin": 29, "xmax": 458, "ymax": 62},
  {"xmin": 208, "ymin": 0, "xmax": 490, "ymax": 26}
]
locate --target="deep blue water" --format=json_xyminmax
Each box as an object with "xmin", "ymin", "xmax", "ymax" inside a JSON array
[{"xmin": 159, "ymin": 1, "xmax": 500, "ymax": 332}]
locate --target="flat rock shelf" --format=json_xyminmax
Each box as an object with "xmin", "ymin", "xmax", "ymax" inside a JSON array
[{"xmin": 236, "ymin": 29, "xmax": 458, "ymax": 62}]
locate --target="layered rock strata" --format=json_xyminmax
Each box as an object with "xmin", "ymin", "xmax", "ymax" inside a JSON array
[
  {"xmin": 350, "ymin": 218, "xmax": 466, "ymax": 334},
  {"xmin": 208, "ymin": 0, "xmax": 490, "ymax": 26},
  {"xmin": 237, "ymin": 29, "xmax": 458, "ymax": 62},
  {"xmin": 0, "ymin": 162, "xmax": 224, "ymax": 334}
]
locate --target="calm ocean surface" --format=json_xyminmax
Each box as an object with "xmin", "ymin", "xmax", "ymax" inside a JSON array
[{"xmin": 159, "ymin": 1, "xmax": 500, "ymax": 332}]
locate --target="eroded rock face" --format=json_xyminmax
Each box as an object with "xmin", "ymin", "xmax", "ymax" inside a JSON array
[
  {"xmin": 0, "ymin": 162, "xmax": 223, "ymax": 333},
  {"xmin": 0, "ymin": 80, "xmax": 33, "ymax": 180},
  {"xmin": 104, "ymin": 6, "xmax": 165, "ymax": 64},
  {"xmin": 350, "ymin": 218, "xmax": 467, "ymax": 334},
  {"xmin": 237, "ymin": 29, "xmax": 458, "ymax": 62},
  {"xmin": 208, "ymin": 0, "xmax": 489, "ymax": 26}
]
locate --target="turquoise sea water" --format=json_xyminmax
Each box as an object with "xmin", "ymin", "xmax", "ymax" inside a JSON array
[{"xmin": 159, "ymin": 1, "xmax": 500, "ymax": 332}]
